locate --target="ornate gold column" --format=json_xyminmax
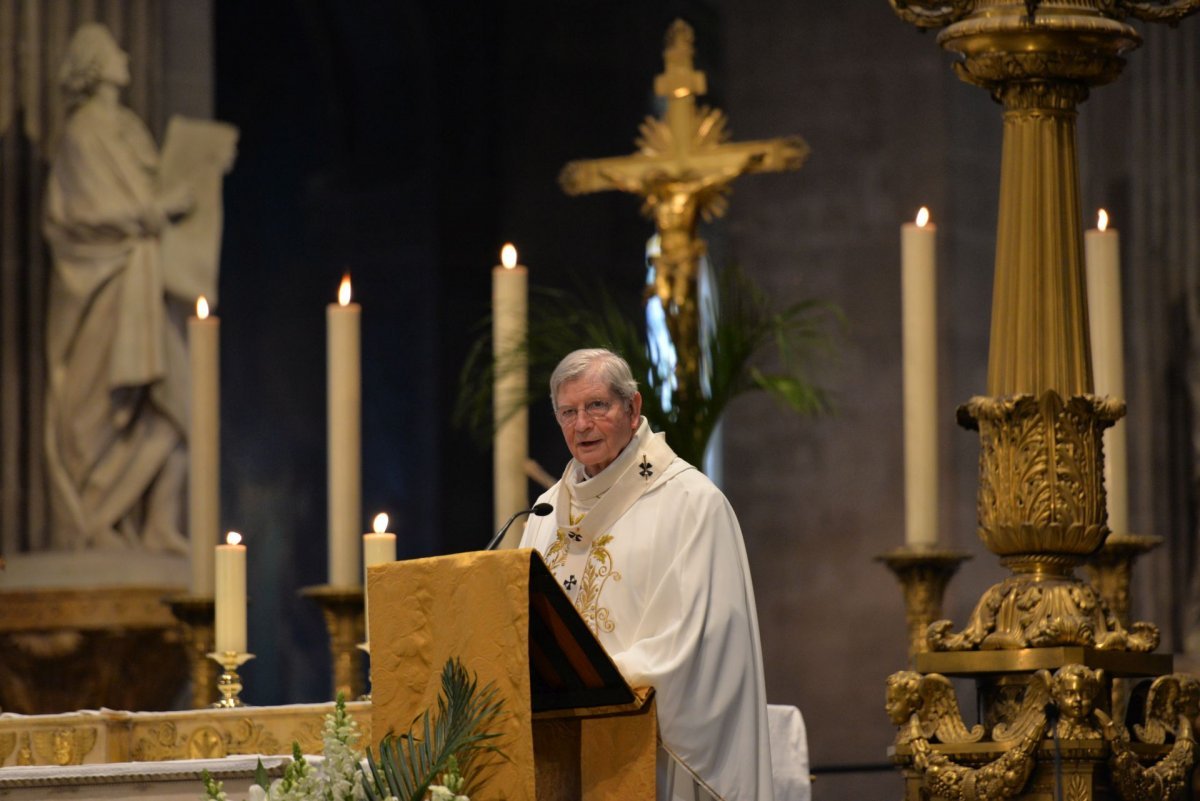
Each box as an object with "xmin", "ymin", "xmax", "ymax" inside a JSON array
[{"xmin": 884, "ymin": 2, "xmax": 1200, "ymax": 799}]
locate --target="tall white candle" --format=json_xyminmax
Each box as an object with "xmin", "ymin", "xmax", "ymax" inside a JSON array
[
  {"xmin": 901, "ymin": 207, "xmax": 939, "ymax": 548},
  {"xmin": 363, "ymin": 512, "xmax": 397, "ymax": 645},
  {"xmin": 214, "ymin": 531, "xmax": 247, "ymax": 653},
  {"xmin": 493, "ymin": 244, "xmax": 528, "ymax": 547},
  {"xmin": 188, "ymin": 296, "xmax": 220, "ymax": 596},
  {"xmin": 1085, "ymin": 209, "xmax": 1128, "ymax": 536},
  {"xmin": 327, "ymin": 274, "xmax": 362, "ymax": 586}
]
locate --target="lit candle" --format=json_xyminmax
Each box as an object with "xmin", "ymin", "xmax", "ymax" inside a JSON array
[
  {"xmin": 327, "ymin": 274, "xmax": 362, "ymax": 586},
  {"xmin": 492, "ymin": 243, "xmax": 528, "ymax": 545},
  {"xmin": 901, "ymin": 207, "xmax": 938, "ymax": 548},
  {"xmin": 214, "ymin": 531, "xmax": 247, "ymax": 653},
  {"xmin": 188, "ymin": 296, "xmax": 220, "ymax": 595},
  {"xmin": 363, "ymin": 512, "xmax": 397, "ymax": 644},
  {"xmin": 1085, "ymin": 209, "xmax": 1128, "ymax": 536}
]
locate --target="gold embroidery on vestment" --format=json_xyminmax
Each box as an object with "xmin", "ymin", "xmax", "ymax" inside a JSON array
[
  {"xmin": 577, "ymin": 534, "xmax": 621, "ymax": 635},
  {"xmin": 544, "ymin": 512, "xmax": 584, "ymax": 573},
  {"xmin": 545, "ymin": 513, "xmax": 621, "ymax": 635}
]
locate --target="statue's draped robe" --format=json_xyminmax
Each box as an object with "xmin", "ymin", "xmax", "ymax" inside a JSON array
[
  {"xmin": 43, "ymin": 98, "xmax": 188, "ymax": 552},
  {"xmin": 521, "ymin": 419, "xmax": 775, "ymax": 801}
]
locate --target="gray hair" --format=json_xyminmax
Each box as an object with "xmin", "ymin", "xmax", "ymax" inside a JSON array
[
  {"xmin": 549, "ymin": 348, "xmax": 638, "ymax": 410},
  {"xmin": 59, "ymin": 24, "xmax": 118, "ymax": 107}
]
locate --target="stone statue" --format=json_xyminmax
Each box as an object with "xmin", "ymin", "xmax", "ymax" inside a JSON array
[{"xmin": 42, "ymin": 23, "xmax": 233, "ymax": 552}]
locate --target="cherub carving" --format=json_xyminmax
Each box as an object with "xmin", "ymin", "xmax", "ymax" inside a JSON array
[
  {"xmin": 1134, "ymin": 673, "xmax": 1200, "ymax": 745},
  {"xmin": 1097, "ymin": 708, "xmax": 1196, "ymax": 801},
  {"xmin": 992, "ymin": 669, "xmax": 1052, "ymax": 744},
  {"xmin": 886, "ymin": 670, "xmax": 984, "ymax": 746},
  {"xmin": 1050, "ymin": 664, "xmax": 1104, "ymax": 740}
]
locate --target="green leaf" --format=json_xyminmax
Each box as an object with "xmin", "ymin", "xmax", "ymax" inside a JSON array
[
  {"xmin": 253, "ymin": 758, "xmax": 269, "ymax": 791},
  {"xmin": 359, "ymin": 657, "xmax": 506, "ymax": 801}
]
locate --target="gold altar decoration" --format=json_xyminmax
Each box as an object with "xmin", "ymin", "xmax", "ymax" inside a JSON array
[
  {"xmin": 559, "ymin": 19, "xmax": 808, "ymax": 397},
  {"xmin": 877, "ymin": 547, "xmax": 972, "ymax": 664},
  {"xmin": 300, "ymin": 584, "xmax": 366, "ymax": 701},
  {"xmin": 0, "ymin": 701, "xmax": 370, "ymax": 767},
  {"xmin": 168, "ymin": 595, "xmax": 217, "ymax": 709},
  {"xmin": 884, "ymin": 1, "xmax": 1200, "ymax": 798},
  {"xmin": 0, "ymin": 585, "xmax": 187, "ymax": 714}
]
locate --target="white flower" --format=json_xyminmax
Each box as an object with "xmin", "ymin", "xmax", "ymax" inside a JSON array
[
  {"xmin": 427, "ymin": 786, "xmax": 468, "ymax": 801},
  {"xmin": 246, "ymin": 785, "xmax": 268, "ymax": 801}
]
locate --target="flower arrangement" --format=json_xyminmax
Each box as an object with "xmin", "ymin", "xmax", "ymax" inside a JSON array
[{"xmin": 201, "ymin": 658, "xmax": 503, "ymax": 801}]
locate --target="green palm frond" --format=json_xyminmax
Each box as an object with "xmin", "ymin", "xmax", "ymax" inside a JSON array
[
  {"xmin": 360, "ymin": 658, "xmax": 505, "ymax": 801},
  {"xmin": 454, "ymin": 265, "xmax": 839, "ymax": 468}
]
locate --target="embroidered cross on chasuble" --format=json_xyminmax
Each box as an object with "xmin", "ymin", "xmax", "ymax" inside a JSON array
[{"xmin": 543, "ymin": 421, "xmax": 677, "ymax": 635}]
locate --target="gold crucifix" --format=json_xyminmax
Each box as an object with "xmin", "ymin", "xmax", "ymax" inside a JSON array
[{"xmin": 559, "ymin": 18, "xmax": 809, "ymax": 396}]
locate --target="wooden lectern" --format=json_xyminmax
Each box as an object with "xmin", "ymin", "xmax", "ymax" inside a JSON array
[{"xmin": 368, "ymin": 549, "xmax": 657, "ymax": 801}]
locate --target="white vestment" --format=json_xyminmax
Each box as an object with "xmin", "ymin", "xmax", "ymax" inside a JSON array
[{"xmin": 520, "ymin": 418, "xmax": 774, "ymax": 801}]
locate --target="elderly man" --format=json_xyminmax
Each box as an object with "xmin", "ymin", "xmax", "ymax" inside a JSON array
[{"xmin": 519, "ymin": 348, "xmax": 774, "ymax": 801}]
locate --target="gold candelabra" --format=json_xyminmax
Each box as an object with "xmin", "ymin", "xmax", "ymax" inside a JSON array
[
  {"xmin": 300, "ymin": 584, "xmax": 365, "ymax": 701},
  {"xmin": 167, "ymin": 595, "xmax": 217, "ymax": 709},
  {"xmin": 884, "ymin": 2, "xmax": 1200, "ymax": 799}
]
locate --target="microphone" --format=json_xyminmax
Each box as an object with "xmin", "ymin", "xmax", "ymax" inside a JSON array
[{"xmin": 486, "ymin": 503, "xmax": 553, "ymax": 551}]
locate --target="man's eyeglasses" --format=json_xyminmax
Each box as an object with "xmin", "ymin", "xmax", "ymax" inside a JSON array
[{"xmin": 555, "ymin": 399, "xmax": 615, "ymax": 427}]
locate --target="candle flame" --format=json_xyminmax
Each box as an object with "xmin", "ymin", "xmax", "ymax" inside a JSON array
[
  {"xmin": 226, "ymin": 531, "xmax": 242, "ymax": 546},
  {"xmin": 373, "ymin": 513, "xmax": 389, "ymax": 534},
  {"xmin": 1097, "ymin": 209, "xmax": 1109, "ymax": 232},
  {"xmin": 916, "ymin": 207, "xmax": 930, "ymax": 228},
  {"xmin": 501, "ymin": 243, "xmax": 518, "ymax": 270},
  {"xmin": 196, "ymin": 296, "xmax": 210, "ymax": 320},
  {"xmin": 338, "ymin": 273, "xmax": 352, "ymax": 306}
]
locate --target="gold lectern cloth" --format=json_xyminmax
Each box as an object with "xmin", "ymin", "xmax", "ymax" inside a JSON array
[{"xmin": 368, "ymin": 550, "xmax": 655, "ymax": 801}]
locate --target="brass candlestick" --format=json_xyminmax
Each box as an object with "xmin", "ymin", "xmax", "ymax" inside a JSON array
[
  {"xmin": 877, "ymin": 546, "xmax": 971, "ymax": 666},
  {"xmin": 167, "ymin": 595, "xmax": 217, "ymax": 709},
  {"xmin": 207, "ymin": 651, "xmax": 254, "ymax": 708},
  {"xmin": 1084, "ymin": 532, "xmax": 1164, "ymax": 629},
  {"xmin": 1085, "ymin": 532, "xmax": 1165, "ymax": 723},
  {"xmin": 300, "ymin": 584, "xmax": 365, "ymax": 701}
]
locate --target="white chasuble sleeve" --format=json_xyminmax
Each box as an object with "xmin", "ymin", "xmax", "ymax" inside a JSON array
[{"xmin": 521, "ymin": 467, "xmax": 774, "ymax": 801}]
